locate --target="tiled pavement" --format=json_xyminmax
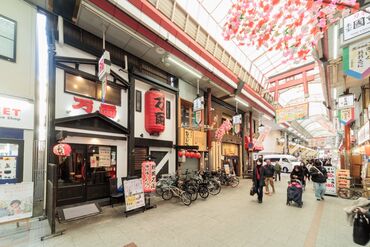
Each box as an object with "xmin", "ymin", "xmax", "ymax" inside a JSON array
[{"xmin": 0, "ymin": 174, "xmax": 360, "ymax": 247}]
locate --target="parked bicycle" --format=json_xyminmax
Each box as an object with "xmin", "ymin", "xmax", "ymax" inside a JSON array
[
  {"xmin": 161, "ymin": 177, "xmax": 192, "ymax": 206},
  {"xmin": 215, "ymin": 169, "xmax": 239, "ymax": 188}
]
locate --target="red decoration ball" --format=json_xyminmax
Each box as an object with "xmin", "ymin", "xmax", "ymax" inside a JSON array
[{"xmin": 178, "ymin": 151, "xmax": 183, "ymax": 157}]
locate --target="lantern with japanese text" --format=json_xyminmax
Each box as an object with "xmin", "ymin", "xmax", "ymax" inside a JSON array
[
  {"xmin": 145, "ymin": 89, "xmax": 165, "ymax": 135},
  {"xmin": 53, "ymin": 143, "xmax": 72, "ymax": 157},
  {"xmin": 141, "ymin": 159, "xmax": 156, "ymax": 193}
]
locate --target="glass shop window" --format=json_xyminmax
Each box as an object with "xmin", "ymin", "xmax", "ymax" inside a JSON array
[
  {"xmin": 181, "ymin": 100, "xmax": 192, "ymax": 128},
  {"xmin": 65, "ymin": 72, "xmax": 121, "ymax": 106}
]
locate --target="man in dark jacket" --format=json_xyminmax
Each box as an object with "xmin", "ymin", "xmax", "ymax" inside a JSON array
[
  {"xmin": 253, "ymin": 158, "xmax": 266, "ymax": 203},
  {"xmin": 264, "ymin": 159, "xmax": 275, "ymax": 194},
  {"xmin": 310, "ymin": 161, "xmax": 328, "ymax": 201}
]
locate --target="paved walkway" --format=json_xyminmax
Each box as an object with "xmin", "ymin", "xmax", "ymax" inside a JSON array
[{"xmin": 0, "ymin": 174, "xmax": 359, "ymax": 247}]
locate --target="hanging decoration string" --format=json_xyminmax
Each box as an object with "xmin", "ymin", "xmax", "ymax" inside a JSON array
[{"xmin": 223, "ymin": 0, "xmax": 359, "ymax": 63}]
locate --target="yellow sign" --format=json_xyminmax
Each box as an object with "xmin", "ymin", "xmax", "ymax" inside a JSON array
[
  {"xmin": 193, "ymin": 131, "xmax": 206, "ymax": 151},
  {"xmin": 184, "ymin": 129, "xmax": 193, "ymax": 146},
  {"xmin": 275, "ymin": 103, "xmax": 309, "ymax": 123}
]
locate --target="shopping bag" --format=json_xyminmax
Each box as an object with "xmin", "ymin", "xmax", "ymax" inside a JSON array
[
  {"xmin": 250, "ymin": 184, "xmax": 256, "ymax": 196},
  {"xmin": 353, "ymin": 213, "xmax": 370, "ymax": 246}
]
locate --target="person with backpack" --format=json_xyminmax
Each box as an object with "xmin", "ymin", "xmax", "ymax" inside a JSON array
[
  {"xmin": 309, "ymin": 160, "xmax": 328, "ymax": 201},
  {"xmin": 264, "ymin": 159, "xmax": 275, "ymax": 195},
  {"xmin": 274, "ymin": 161, "xmax": 281, "ymax": 181}
]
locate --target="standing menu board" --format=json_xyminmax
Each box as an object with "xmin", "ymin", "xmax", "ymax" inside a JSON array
[
  {"xmin": 123, "ymin": 178, "xmax": 145, "ymax": 211},
  {"xmin": 324, "ymin": 166, "xmax": 337, "ymax": 196},
  {"xmin": 0, "ymin": 182, "xmax": 33, "ymax": 223}
]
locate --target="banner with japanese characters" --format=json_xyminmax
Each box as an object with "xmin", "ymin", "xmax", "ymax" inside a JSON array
[
  {"xmin": 124, "ymin": 178, "xmax": 145, "ymax": 211},
  {"xmin": 324, "ymin": 166, "xmax": 337, "ymax": 196},
  {"xmin": 343, "ymin": 38, "xmax": 370, "ymax": 80},
  {"xmin": 141, "ymin": 160, "xmax": 156, "ymax": 193}
]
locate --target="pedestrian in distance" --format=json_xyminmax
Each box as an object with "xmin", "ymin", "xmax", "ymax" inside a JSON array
[
  {"xmin": 252, "ymin": 158, "xmax": 266, "ymax": 203},
  {"xmin": 309, "ymin": 160, "xmax": 328, "ymax": 201},
  {"xmin": 264, "ymin": 159, "xmax": 275, "ymax": 195},
  {"xmin": 274, "ymin": 161, "xmax": 281, "ymax": 182}
]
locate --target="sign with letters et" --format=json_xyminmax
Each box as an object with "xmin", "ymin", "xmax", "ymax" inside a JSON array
[{"xmin": 0, "ymin": 96, "xmax": 34, "ymax": 130}]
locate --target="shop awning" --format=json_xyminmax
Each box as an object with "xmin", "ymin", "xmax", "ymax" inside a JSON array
[{"xmin": 55, "ymin": 111, "xmax": 129, "ymax": 136}]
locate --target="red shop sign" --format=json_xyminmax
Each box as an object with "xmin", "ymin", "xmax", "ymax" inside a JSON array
[
  {"xmin": 72, "ymin": 96, "xmax": 117, "ymax": 119},
  {"xmin": 141, "ymin": 160, "xmax": 156, "ymax": 193},
  {"xmin": 53, "ymin": 143, "xmax": 72, "ymax": 156}
]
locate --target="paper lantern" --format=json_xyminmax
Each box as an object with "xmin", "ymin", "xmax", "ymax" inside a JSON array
[
  {"xmin": 195, "ymin": 152, "xmax": 202, "ymax": 159},
  {"xmin": 178, "ymin": 151, "xmax": 184, "ymax": 157},
  {"xmin": 145, "ymin": 89, "xmax": 165, "ymax": 135},
  {"xmin": 185, "ymin": 151, "xmax": 191, "ymax": 158},
  {"xmin": 53, "ymin": 143, "xmax": 72, "ymax": 157}
]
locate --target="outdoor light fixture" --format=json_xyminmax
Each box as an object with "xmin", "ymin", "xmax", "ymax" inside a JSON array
[{"xmin": 166, "ymin": 56, "xmax": 203, "ymax": 79}]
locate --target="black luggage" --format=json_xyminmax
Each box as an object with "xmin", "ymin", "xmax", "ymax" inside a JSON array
[
  {"xmin": 286, "ymin": 179, "xmax": 303, "ymax": 208},
  {"xmin": 353, "ymin": 212, "xmax": 370, "ymax": 246}
]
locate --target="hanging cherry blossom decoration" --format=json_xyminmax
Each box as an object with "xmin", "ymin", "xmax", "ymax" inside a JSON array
[
  {"xmin": 215, "ymin": 119, "xmax": 232, "ymax": 142},
  {"xmin": 223, "ymin": 0, "xmax": 359, "ymax": 62}
]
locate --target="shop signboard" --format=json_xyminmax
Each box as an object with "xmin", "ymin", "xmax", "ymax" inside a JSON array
[
  {"xmin": 343, "ymin": 7, "xmax": 370, "ymax": 42},
  {"xmin": 193, "ymin": 130, "xmax": 206, "ymax": 151},
  {"xmin": 337, "ymin": 94, "xmax": 355, "ymax": 109},
  {"xmin": 358, "ymin": 121, "xmax": 370, "ymax": 145},
  {"xmin": 337, "ymin": 169, "xmax": 350, "ymax": 189},
  {"xmin": 0, "ymin": 96, "xmax": 34, "ymax": 130},
  {"xmin": 183, "ymin": 129, "xmax": 193, "ymax": 146},
  {"xmin": 343, "ymin": 38, "xmax": 370, "ymax": 79},
  {"xmin": 194, "ymin": 111, "xmax": 202, "ymax": 125},
  {"xmin": 98, "ymin": 147, "xmax": 111, "ymax": 167},
  {"xmin": 0, "ymin": 182, "xmax": 33, "ymax": 223},
  {"xmin": 275, "ymin": 103, "xmax": 309, "ymax": 124},
  {"xmin": 232, "ymin": 114, "xmax": 242, "ymax": 125},
  {"xmin": 324, "ymin": 166, "xmax": 337, "ymax": 196},
  {"xmin": 193, "ymin": 96, "xmax": 204, "ymax": 112},
  {"xmin": 123, "ymin": 178, "xmax": 145, "ymax": 211},
  {"xmin": 338, "ymin": 107, "xmax": 355, "ymax": 125},
  {"xmin": 98, "ymin": 51, "xmax": 111, "ymax": 81}
]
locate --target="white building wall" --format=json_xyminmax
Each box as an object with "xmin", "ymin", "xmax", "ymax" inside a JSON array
[
  {"xmin": 262, "ymin": 130, "xmax": 284, "ymax": 154},
  {"xmin": 0, "ymin": 0, "xmax": 36, "ymax": 183}
]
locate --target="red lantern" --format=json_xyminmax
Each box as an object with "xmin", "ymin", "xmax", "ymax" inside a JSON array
[
  {"xmin": 365, "ymin": 144, "xmax": 370, "ymax": 156},
  {"xmin": 53, "ymin": 143, "xmax": 72, "ymax": 157},
  {"xmin": 185, "ymin": 151, "xmax": 191, "ymax": 158},
  {"xmin": 145, "ymin": 89, "xmax": 165, "ymax": 135},
  {"xmin": 195, "ymin": 152, "xmax": 201, "ymax": 159},
  {"xmin": 178, "ymin": 151, "xmax": 183, "ymax": 157}
]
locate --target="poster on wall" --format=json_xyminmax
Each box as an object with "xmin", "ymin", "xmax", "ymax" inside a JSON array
[
  {"xmin": 0, "ymin": 157, "xmax": 16, "ymax": 180},
  {"xmin": 123, "ymin": 178, "xmax": 145, "ymax": 212},
  {"xmin": 0, "ymin": 182, "xmax": 33, "ymax": 223},
  {"xmin": 275, "ymin": 103, "xmax": 309, "ymax": 123},
  {"xmin": 337, "ymin": 169, "xmax": 350, "ymax": 189},
  {"xmin": 98, "ymin": 147, "xmax": 111, "ymax": 167},
  {"xmin": 324, "ymin": 166, "xmax": 337, "ymax": 196},
  {"xmin": 90, "ymin": 155, "xmax": 98, "ymax": 168}
]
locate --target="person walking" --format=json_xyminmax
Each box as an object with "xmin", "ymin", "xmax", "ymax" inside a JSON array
[
  {"xmin": 264, "ymin": 159, "xmax": 275, "ymax": 195},
  {"xmin": 274, "ymin": 161, "xmax": 281, "ymax": 181},
  {"xmin": 310, "ymin": 160, "xmax": 328, "ymax": 201},
  {"xmin": 252, "ymin": 158, "xmax": 266, "ymax": 203}
]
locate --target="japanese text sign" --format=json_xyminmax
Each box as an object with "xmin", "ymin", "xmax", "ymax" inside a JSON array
[
  {"xmin": 343, "ymin": 7, "xmax": 370, "ymax": 42},
  {"xmin": 275, "ymin": 103, "xmax": 309, "ymax": 124},
  {"xmin": 343, "ymin": 38, "xmax": 370, "ymax": 79}
]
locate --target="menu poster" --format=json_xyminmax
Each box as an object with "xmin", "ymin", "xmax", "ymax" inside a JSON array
[
  {"xmin": 337, "ymin": 169, "xmax": 350, "ymax": 189},
  {"xmin": 98, "ymin": 147, "xmax": 111, "ymax": 167},
  {"xmin": 324, "ymin": 166, "xmax": 337, "ymax": 196},
  {"xmin": 90, "ymin": 155, "xmax": 98, "ymax": 168},
  {"xmin": 123, "ymin": 179, "xmax": 145, "ymax": 211},
  {"xmin": 0, "ymin": 157, "xmax": 16, "ymax": 180},
  {"xmin": 0, "ymin": 182, "xmax": 33, "ymax": 223}
]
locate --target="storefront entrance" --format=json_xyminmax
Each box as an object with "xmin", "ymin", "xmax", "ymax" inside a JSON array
[{"xmin": 57, "ymin": 144, "xmax": 117, "ymax": 206}]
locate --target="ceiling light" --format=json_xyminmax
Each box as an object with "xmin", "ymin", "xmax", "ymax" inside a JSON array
[
  {"xmin": 167, "ymin": 56, "xmax": 202, "ymax": 78},
  {"xmin": 235, "ymin": 97, "xmax": 249, "ymax": 107}
]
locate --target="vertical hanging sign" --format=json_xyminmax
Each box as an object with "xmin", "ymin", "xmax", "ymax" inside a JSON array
[{"xmin": 98, "ymin": 51, "xmax": 111, "ymax": 102}]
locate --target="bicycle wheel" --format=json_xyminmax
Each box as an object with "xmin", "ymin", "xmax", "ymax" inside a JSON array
[
  {"xmin": 209, "ymin": 180, "xmax": 221, "ymax": 195},
  {"xmin": 198, "ymin": 185, "xmax": 209, "ymax": 199},
  {"xmin": 181, "ymin": 191, "xmax": 192, "ymax": 206},
  {"xmin": 185, "ymin": 185, "xmax": 198, "ymax": 201},
  {"xmin": 337, "ymin": 188, "xmax": 352, "ymax": 199},
  {"xmin": 230, "ymin": 176, "xmax": 240, "ymax": 188},
  {"xmin": 162, "ymin": 189, "xmax": 173, "ymax": 200}
]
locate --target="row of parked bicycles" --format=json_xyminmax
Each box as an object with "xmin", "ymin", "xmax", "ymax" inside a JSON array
[{"xmin": 156, "ymin": 169, "xmax": 240, "ymax": 206}]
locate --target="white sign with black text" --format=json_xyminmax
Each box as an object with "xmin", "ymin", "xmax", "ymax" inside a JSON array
[
  {"xmin": 343, "ymin": 7, "xmax": 370, "ymax": 42},
  {"xmin": 0, "ymin": 96, "xmax": 34, "ymax": 130},
  {"xmin": 337, "ymin": 94, "xmax": 354, "ymax": 109},
  {"xmin": 193, "ymin": 96, "xmax": 204, "ymax": 112},
  {"xmin": 232, "ymin": 114, "xmax": 242, "ymax": 125}
]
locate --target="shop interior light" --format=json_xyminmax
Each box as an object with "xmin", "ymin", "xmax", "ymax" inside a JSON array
[{"xmin": 166, "ymin": 56, "xmax": 202, "ymax": 79}]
